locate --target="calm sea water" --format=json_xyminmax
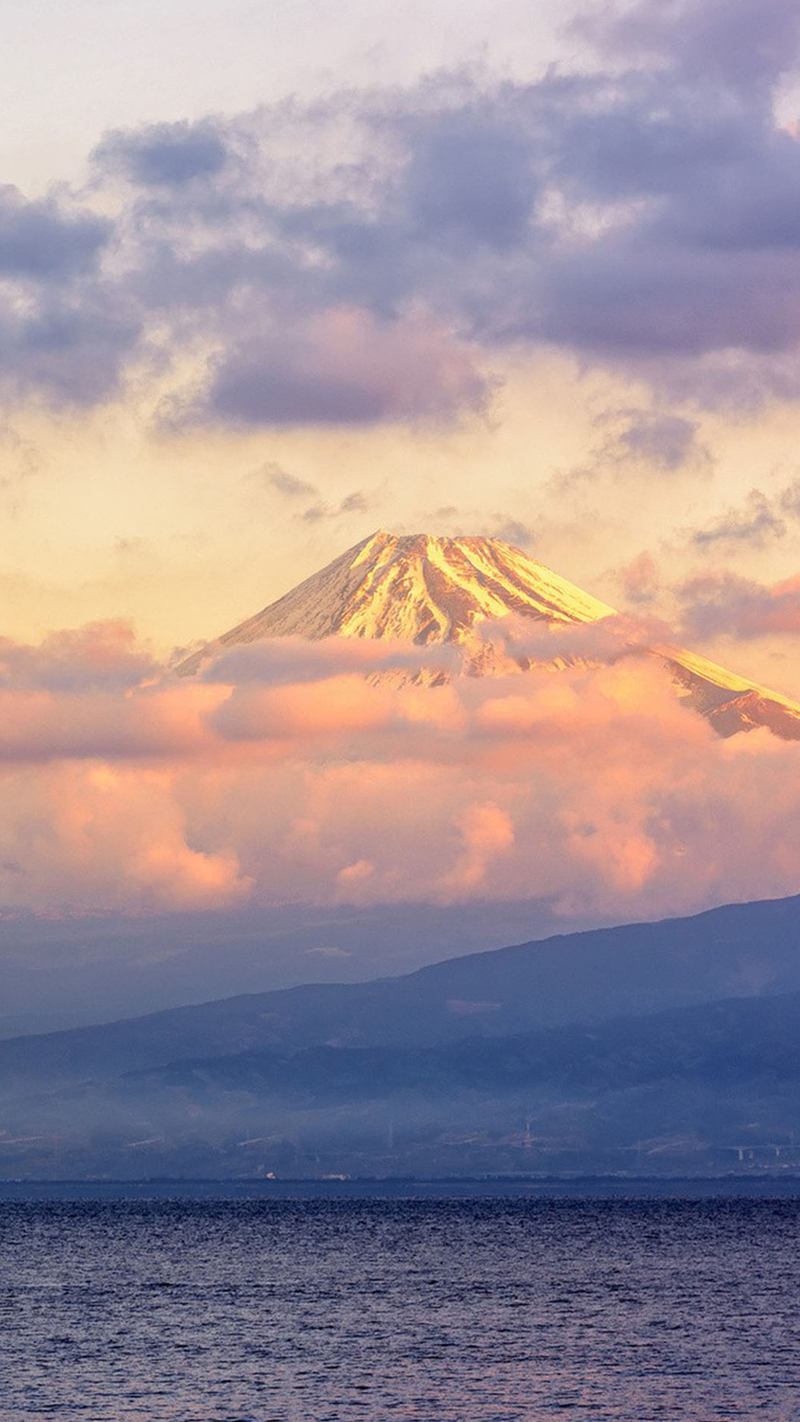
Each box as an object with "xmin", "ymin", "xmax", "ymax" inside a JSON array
[{"xmin": 2, "ymin": 1196, "xmax": 799, "ymax": 1420}]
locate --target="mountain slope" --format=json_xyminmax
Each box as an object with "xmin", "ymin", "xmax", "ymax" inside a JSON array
[
  {"xmin": 3, "ymin": 891, "xmax": 800, "ymax": 1095},
  {"xmin": 176, "ymin": 531, "xmax": 800, "ymax": 738},
  {"xmin": 122, "ymin": 987, "xmax": 800, "ymax": 1102},
  {"xmin": 8, "ymin": 988, "xmax": 800, "ymax": 1179},
  {"xmin": 180, "ymin": 533, "xmax": 615, "ymax": 654}
]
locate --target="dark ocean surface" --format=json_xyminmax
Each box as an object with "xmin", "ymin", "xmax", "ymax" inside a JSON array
[{"xmin": 2, "ymin": 1196, "xmax": 799, "ymax": 1420}]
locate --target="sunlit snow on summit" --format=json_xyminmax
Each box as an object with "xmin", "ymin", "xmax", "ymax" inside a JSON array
[{"xmin": 179, "ymin": 530, "xmax": 800, "ymax": 740}]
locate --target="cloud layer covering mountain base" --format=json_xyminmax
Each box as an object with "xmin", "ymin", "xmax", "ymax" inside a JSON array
[{"xmin": 0, "ymin": 617, "xmax": 798, "ymax": 925}]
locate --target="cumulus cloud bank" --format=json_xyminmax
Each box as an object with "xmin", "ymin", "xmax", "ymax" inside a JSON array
[
  {"xmin": 4, "ymin": 0, "xmax": 800, "ymax": 423},
  {"xmin": 0, "ymin": 619, "xmax": 798, "ymax": 923}
]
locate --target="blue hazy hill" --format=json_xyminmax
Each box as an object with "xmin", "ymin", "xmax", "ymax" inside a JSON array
[{"xmin": 1, "ymin": 892, "xmax": 799, "ymax": 1095}]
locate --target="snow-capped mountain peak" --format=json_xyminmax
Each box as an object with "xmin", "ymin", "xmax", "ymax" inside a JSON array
[
  {"xmin": 185, "ymin": 531, "xmax": 614, "ymax": 648},
  {"xmin": 177, "ymin": 530, "xmax": 800, "ymax": 740}
]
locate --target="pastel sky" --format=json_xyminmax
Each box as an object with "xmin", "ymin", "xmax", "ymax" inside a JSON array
[{"xmin": 3, "ymin": 0, "xmax": 800, "ymax": 989}]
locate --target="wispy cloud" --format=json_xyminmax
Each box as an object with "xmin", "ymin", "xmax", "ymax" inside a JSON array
[
  {"xmin": 690, "ymin": 491, "xmax": 785, "ymax": 548},
  {"xmin": 552, "ymin": 407, "xmax": 713, "ymax": 494},
  {"xmin": 678, "ymin": 570, "xmax": 800, "ymax": 639},
  {"xmin": 615, "ymin": 552, "xmax": 661, "ymax": 607},
  {"xmin": 614, "ymin": 412, "xmax": 710, "ymax": 473},
  {"xmin": 301, "ymin": 490, "xmax": 372, "ymax": 523},
  {"xmin": 258, "ymin": 462, "xmax": 318, "ymax": 500}
]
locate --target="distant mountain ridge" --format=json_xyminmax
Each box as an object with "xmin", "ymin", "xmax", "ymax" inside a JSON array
[
  {"xmin": 3, "ymin": 891, "xmax": 800, "ymax": 1095},
  {"xmin": 177, "ymin": 530, "xmax": 800, "ymax": 739},
  {"xmin": 8, "ymin": 959, "xmax": 800, "ymax": 1180},
  {"xmin": 127, "ymin": 987, "xmax": 800, "ymax": 1101},
  {"xmin": 4, "ymin": 891, "xmax": 800, "ymax": 1177}
]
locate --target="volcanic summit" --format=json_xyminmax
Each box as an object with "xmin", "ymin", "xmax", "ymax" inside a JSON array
[{"xmin": 177, "ymin": 530, "xmax": 800, "ymax": 739}]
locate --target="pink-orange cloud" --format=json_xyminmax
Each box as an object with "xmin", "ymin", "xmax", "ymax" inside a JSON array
[{"xmin": 0, "ymin": 619, "xmax": 797, "ymax": 920}]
